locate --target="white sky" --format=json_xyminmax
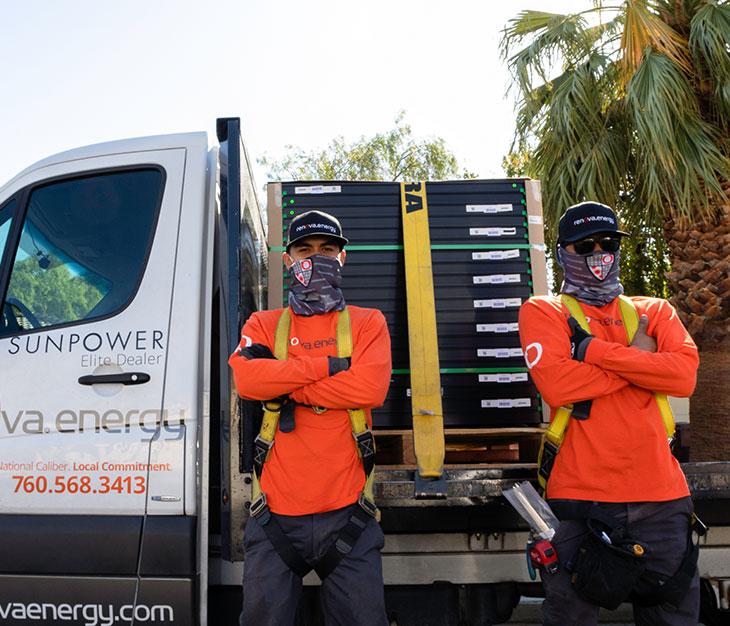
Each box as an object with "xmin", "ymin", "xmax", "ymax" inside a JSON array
[{"xmin": 0, "ymin": 0, "xmax": 591, "ymax": 191}]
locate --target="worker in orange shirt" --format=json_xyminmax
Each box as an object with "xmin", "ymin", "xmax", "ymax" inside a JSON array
[
  {"xmin": 519, "ymin": 202, "xmax": 701, "ymax": 626},
  {"xmin": 229, "ymin": 210, "xmax": 391, "ymax": 625}
]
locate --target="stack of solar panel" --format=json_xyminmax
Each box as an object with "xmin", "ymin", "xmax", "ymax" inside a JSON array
[{"xmin": 274, "ymin": 180, "xmax": 544, "ymax": 428}]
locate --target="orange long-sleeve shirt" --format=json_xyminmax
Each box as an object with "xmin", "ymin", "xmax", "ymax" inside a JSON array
[
  {"xmin": 228, "ymin": 305, "xmax": 391, "ymax": 515},
  {"xmin": 519, "ymin": 295, "xmax": 698, "ymax": 502}
]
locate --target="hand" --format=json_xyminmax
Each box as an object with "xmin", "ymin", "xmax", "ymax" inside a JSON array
[
  {"xmin": 328, "ymin": 356, "xmax": 351, "ymax": 376},
  {"xmin": 631, "ymin": 315, "xmax": 657, "ymax": 353},
  {"xmin": 568, "ymin": 317, "xmax": 594, "ymax": 362},
  {"xmin": 239, "ymin": 343, "xmax": 276, "ymax": 360}
]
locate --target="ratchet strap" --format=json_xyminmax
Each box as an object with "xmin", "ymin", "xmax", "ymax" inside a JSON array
[
  {"xmin": 249, "ymin": 306, "xmax": 378, "ymax": 579},
  {"xmin": 400, "ymin": 181, "xmax": 446, "ymax": 484},
  {"xmin": 537, "ymin": 294, "xmax": 676, "ymax": 492}
]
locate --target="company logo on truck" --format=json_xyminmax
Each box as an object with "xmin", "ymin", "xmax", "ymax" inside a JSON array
[
  {"xmin": 6, "ymin": 329, "xmax": 165, "ymax": 367},
  {"xmin": 0, "ymin": 601, "xmax": 173, "ymax": 626},
  {"xmin": 1, "ymin": 408, "xmax": 185, "ymax": 441}
]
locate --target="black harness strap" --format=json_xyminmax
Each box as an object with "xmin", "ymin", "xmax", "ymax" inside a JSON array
[
  {"xmin": 314, "ymin": 502, "xmax": 374, "ymax": 580},
  {"xmin": 630, "ymin": 516, "xmax": 704, "ymax": 610},
  {"xmin": 249, "ymin": 421, "xmax": 377, "ymax": 581},
  {"xmin": 250, "ymin": 494, "xmax": 376, "ymax": 581},
  {"xmin": 252, "ymin": 503, "xmax": 313, "ymax": 578}
]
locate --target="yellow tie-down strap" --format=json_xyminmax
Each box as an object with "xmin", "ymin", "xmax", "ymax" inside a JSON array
[{"xmin": 400, "ymin": 182, "xmax": 445, "ymax": 480}]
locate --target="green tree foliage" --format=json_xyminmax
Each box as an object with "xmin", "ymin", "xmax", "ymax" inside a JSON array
[
  {"xmin": 260, "ymin": 111, "xmax": 476, "ymax": 182},
  {"xmin": 7, "ymin": 256, "xmax": 104, "ymax": 327},
  {"xmin": 500, "ymin": 0, "xmax": 730, "ymax": 297},
  {"xmin": 501, "ymin": 1, "xmax": 730, "ymax": 460}
]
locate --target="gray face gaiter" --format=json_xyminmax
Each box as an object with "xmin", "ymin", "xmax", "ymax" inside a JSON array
[
  {"xmin": 559, "ymin": 247, "xmax": 623, "ymax": 306},
  {"xmin": 288, "ymin": 254, "xmax": 346, "ymax": 316}
]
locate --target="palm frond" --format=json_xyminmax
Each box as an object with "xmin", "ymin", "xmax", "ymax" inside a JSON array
[
  {"xmin": 627, "ymin": 49, "xmax": 729, "ymax": 220},
  {"xmin": 502, "ymin": 11, "xmax": 595, "ymax": 96},
  {"xmin": 527, "ymin": 54, "xmax": 627, "ymax": 222},
  {"xmin": 621, "ymin": 0, "xmax": 691, "ymax": 78},
  {"xmin": 690, "ymin": 2, "xmax": 730, "ymax": 122}
]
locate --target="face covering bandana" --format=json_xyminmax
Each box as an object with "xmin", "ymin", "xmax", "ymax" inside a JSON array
[
  {"xmin": 288, "ymin": 254, "xmax": 346, "ymax": 316},
  {"xmin": 559, "ymin": 247, "xmax": 623, "ymax": 306}
]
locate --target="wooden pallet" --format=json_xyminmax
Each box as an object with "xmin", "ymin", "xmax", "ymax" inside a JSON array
[{"xmin": 373, "ymin": 426, "xmax": 546, "ymax": 468}]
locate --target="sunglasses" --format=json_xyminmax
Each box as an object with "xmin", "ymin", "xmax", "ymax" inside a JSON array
[{"xmin": 571, "ymin": 236, "xmax": 622, "ymax": 255}]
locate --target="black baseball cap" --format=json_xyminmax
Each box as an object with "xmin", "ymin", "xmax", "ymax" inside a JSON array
[
  {"xmin": 286, "ymin": 210, "xmax": 348, "ymax": 250},
  {"xmin": 557, "ymin": 201, "xmax": 630, "ymax": 244}
]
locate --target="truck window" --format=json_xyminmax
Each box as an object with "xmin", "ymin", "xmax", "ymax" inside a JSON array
[{"xmin": 0, "ymin": 168, "xmax": 163, "ymax": 335}]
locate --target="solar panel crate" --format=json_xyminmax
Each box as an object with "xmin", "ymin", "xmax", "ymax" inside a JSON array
[{"xmin": 267, "ymin": 179, "xmax": 548, "ymax": 429}]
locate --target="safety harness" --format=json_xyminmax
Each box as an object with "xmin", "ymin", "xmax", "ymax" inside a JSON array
[
  {"xmin": 536, "ymin": 294, "xmax": 705, "ymax": 610},
  {"xmin": 249, "ymin": 306, "xmax": 378, "ymax": 580},
  {"xmin": 537, "ymin": 294, "xmax": 676, "ymax": 492}
]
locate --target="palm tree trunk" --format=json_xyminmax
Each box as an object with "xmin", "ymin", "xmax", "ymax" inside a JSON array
[{"xmin": 664, "ymin": 192, "xmax": 730, "ymax": 462}]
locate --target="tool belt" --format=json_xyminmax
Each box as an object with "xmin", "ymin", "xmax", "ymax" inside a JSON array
[
  {"xmin": 553, "ymin": 501, "xmax": 705, "ymax": 611},
  {"xmin": 248, "ymin": 307, "xmax": 378, "ymax": 580}
]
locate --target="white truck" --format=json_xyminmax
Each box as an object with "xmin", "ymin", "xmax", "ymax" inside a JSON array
[{"xmin": 1, "ymin": 118, "xmax": 729, "ymax": 626}]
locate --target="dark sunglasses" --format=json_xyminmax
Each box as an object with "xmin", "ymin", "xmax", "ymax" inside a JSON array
[{"xmin": 571, "ymin": 236, "xmax": 622, "ymax": 255}]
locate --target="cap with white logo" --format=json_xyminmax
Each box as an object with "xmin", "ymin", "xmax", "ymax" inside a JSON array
[
  {"xmin": 286, "ymin": 210, "xmax": 348, "ymax": 250},
  {"xmin": 557, "ymin": 201, "xmax": 630, "ymax": 244}
]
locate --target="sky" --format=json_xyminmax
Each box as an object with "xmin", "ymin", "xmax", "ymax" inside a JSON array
[{"xmin": 0, "ymin": 0, "xmax": 592, "ymax": 195}]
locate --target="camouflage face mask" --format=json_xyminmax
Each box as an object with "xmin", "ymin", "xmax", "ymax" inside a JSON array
[
  {"xmin": 559, "ymin": 248, "xmax": 623, "ymax": 306},
  {"xmin": 288, "ymin": 254, "xmax": 346, "ymax": 316}
]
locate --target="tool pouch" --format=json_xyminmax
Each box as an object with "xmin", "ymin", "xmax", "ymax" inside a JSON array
[{"xmin": 569, "ymin": 518, "xmax": 647, "ymax": 610}]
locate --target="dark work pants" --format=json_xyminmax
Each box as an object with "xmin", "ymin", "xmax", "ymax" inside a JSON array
[
  {"xmin": 240, "ymin": 504, "xmax": 389, "ymax": 626},
  {"xmin": 540, "ymin": 497, "xmax": 699, "ymax": 626}
]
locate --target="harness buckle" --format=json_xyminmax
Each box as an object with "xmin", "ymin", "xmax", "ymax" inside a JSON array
[
  {"xmin": 538, "ymin": 438, "xmax": 559, "ymax": 486},
  {"xmin": 357, "ymin": 492, "xmax": 378, "ymax": 518},
  {"xmin": 253, "ymin": 436, "xmax": 275, "ymax": 480},
  {"xmin": 352, "ymin": 429, "xmax": 375, "ymax": 459},
  {"xmin": 250, "ymin": 493, "xmax": 271, "ymax": 525}
]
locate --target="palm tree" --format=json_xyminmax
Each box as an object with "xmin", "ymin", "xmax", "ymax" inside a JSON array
[{"xmin": 501, "ymin": 0, "xmax": 730, "ymax": 461}]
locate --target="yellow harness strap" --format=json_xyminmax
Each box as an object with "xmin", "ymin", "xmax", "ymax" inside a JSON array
[
  {"xmin": 253, "ymin": 306, "xmax": 377, "ymax": 508},
  {"xmin": 537, "ymin": 294, "xmax": 676, "ymax": 491},
  {"xmin": 251, "ymin": 308, "xmax": 294, "ymax": 502}
]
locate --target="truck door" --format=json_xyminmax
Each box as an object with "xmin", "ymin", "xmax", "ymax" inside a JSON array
[{"xmin": 0, "ymin": 138, "xmax": 202, "ymax": 625}]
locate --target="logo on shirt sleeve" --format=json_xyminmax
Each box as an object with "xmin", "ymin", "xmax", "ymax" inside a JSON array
[
  {"xmin": 524, "ymin": 343, "xmax": 543, "ymax": 369},
  {"xmin": 235, "ymin": 334, "xmax": 253, "ymax": 353}
]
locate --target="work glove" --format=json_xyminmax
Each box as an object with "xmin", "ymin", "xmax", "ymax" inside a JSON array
[
  {"xmin": 328, "ymin": 356, "xmax": 351, "ymax": 376},
  {"xmin": 566, "ymin": 318, "xmax": 594, "ymax": 420},
  {"xmin": 567, "ymin": 318, "xmax": 593, "ymax": 362},
  {"xmin": 239, "ymin": 343, "xmax": 275, "ymax": 360}
]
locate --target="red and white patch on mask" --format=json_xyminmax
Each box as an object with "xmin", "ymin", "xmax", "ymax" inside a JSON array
[
  {"xmin": 586, "ymin": 253, "xmax": 614, "ymax": 281},
  {"xmin": 294, "ymin": 258, "xmax": 313, "ymax": 286}
]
